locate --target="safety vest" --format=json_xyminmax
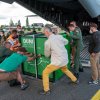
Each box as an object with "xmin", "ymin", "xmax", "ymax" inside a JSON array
[{"xmin": 6, "ymin": 35, "xmax": 20, "ymax": 51}]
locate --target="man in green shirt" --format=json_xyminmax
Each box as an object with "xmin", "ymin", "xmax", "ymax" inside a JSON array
[{"xmin": 67, "ymin": 23, "xmax": 84, "ymax": 79}]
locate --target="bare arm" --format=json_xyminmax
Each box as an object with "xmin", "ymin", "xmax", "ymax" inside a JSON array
[
  {"xmin": 27, "ymin": 54, "xmax": 41, "ymax": 61},
  {"xmin": 24, "ymin": 52, "xmax": 33, "ymax": 57}
]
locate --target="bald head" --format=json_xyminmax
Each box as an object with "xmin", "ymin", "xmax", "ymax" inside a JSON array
[{"xmin": 4, "ymin": 42, "xmax": 12, "ymax": 49}]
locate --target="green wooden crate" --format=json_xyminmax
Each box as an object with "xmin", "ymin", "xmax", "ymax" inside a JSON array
[{"xmin": 20, "ymin": 33, "xmax": 71, "ymax": 82}]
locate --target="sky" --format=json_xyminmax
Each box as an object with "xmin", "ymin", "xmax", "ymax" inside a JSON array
[{"xmin": 0, "ymin": 1, "xmax": 52, "ymax": 26}]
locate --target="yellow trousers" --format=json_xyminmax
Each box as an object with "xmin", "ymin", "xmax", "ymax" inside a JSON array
[{"xmin": 42, "ymin": 64, "xmax": 77, "ymax": 92}]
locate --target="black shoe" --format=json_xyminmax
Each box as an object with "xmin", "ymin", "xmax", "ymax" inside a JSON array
[
  {"xmin": 21, "ymin": 83, "xmax": 29, "ymax": 90},
  {"xmin": 79, "ymin": 68, "xmax": 84, "ymax": 72},
  {"xmin": 8, "ymin": 79, "xmax": 21, "ymax": 87},
  {"xmin": 68, "ymin": 79, "xmax": 79, "ymax": 85},
  {"xmin": 74, "ymin": 79, "xmax": 79, "ymax": 84},
  {"xmin": 74, "ymin": 73, "xmax": 79, "ymax": 79},
  {"xmin": 40, "ymin": 90, "xmax": 51, "ymax": 95}
]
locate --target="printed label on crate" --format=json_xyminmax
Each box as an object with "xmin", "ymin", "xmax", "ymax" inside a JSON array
[{"xmin": 23, "ymin": 39, "xmax": 34, "ymax": 44}]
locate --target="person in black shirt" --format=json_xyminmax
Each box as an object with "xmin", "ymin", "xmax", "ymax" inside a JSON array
[
  {"xmin": 0, "ymin": 42, "xmax": 13, "ymax": 63},
  {"xmin": 88, "ymin": 23, "xmax": 100, "ymax": 85}
]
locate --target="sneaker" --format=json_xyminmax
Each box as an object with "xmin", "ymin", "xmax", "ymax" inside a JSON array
[
  {"xmin": 40, "ymin": 90, "xmax": 51, "ymax": 95},
  {"xmin": 21, "ymin": 83, "xmax": 29, "ymax": 90},
  {"xmin": 88, "ymin": 80, "xmax": 98, "ymax": 85}
]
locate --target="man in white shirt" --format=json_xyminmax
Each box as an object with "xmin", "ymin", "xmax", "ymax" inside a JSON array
[{"xmin": 40, "ymin": 26, "xmax": 78, "ymax": 95}]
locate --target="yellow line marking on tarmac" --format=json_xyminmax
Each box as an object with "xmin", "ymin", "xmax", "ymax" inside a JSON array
[{"xmin": 91, "ymin": 90, "xmax": 100, "ymax": 100}]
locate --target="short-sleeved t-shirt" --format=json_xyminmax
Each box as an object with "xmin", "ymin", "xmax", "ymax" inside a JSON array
[{"xmin": 0, "ymin": 53, "xmax": 27, "ymax": 72}]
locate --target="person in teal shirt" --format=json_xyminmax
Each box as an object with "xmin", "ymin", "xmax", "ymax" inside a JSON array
[{"xmin": 0, "ymin": 47, "xmax": 39, "ymax": 90}]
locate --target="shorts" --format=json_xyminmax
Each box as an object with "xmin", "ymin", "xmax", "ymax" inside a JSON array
[{"xmin": 0, "ymin": 72, "xmax": 17, "ymax": 81}]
